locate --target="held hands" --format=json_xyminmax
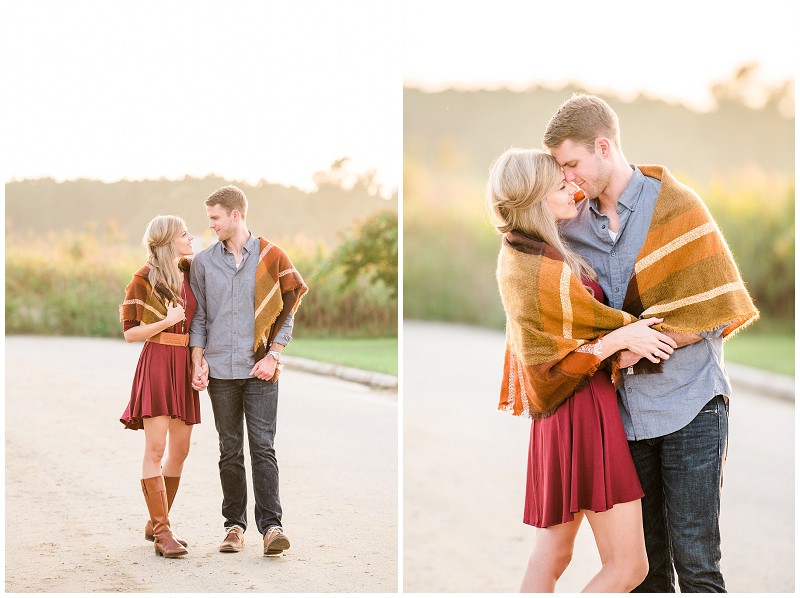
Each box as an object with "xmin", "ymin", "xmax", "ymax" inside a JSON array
[
  {"xmin": 191, "ymin": 358, "xmax": 209, "ymax": 391},
  {"xmin": 165, "ymin": 301, "xmax": 186, "ymax": 326},
  {"xmin": 622, "ymin": 317, "xmax": 678, "ymax": 364}
]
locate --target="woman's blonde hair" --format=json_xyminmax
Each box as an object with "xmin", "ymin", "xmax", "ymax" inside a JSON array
[
  {"xmin": 486, "ymin": 148, "xmax": 596, "ymax": 282},
  {"xmin": 142, "ymin": 215, "xmax": 188, "ymax": 304}
]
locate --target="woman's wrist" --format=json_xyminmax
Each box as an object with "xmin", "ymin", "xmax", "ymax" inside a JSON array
[{"xmin": 599, "ymin": 329, "xmax": 627, "ymax": 358}]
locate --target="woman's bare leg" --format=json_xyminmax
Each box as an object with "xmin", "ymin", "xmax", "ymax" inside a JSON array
[
  {"xmin": 162, "ymin": 418, "xmax": 193, "ymax": 477},
  {"xmin": 520, "ymin": 513, "xmax": 584, "ymax": 592},
  {"xmin": 582, "ymin": 499, "xmax": 648, "ymax": 592},
  {"xmin": 142, "ymin": 416, "xmax": 170, "ymax": 478}
]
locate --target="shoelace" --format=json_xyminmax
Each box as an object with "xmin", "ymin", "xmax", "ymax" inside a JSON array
[{"xmin": 224, "ymin": 525, "xmax": 243, "ymax": 535}]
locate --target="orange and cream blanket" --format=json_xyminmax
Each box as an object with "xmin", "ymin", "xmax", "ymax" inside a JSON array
[
  {"xmin": 253, "ymin": 237, "xmax": 308, "ymax": 356},
  {"xmin": 119, "ymin": 259, "xmax": 192, "ymax": 326},
  {"xmin": 497, "ymin": 165, "xmax": 758, "ymax": 419}
]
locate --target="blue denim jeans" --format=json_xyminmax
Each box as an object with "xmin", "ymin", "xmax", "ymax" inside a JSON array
[
  {"xmin": 629, "ymin": 395, "xmax": 728, "ymax": 593},
  {"xmin": 207, "ymin": 377, "xmax": 282, "ymax": 535}
]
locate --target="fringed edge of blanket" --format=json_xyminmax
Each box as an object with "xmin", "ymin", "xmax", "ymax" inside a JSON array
[
  {"xmin": 497, "ymin": 372, "xmax": 593, "ymax": 420},
  {"xmin": 654, "ymin": 311, "xmax": 760, "ymax": 340}
]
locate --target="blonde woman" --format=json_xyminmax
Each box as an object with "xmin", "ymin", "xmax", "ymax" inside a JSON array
[
  {"xmin": 119, "ymin": 215, "xmax": 200, "ymax": 558},
  {"xmin": 488, "ymin": 149, "xmax": 678, "ymax": 592}
]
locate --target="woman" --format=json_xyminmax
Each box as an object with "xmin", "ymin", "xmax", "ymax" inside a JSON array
[
  {"xmin": 487, "ymin": 149, "xmax": 677, "ymax": 592},
  {"xmin": 119, "ymin": 215, "xmax": 200, "ymax": 559}
]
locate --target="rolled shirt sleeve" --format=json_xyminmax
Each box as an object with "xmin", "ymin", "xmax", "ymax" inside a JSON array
[
  {"xmin": 272, "ymin": 311, "xmax": 294, "ymax": 347},
  {"xmin": 189, "ymin": 256, "xmax": 207, "ymax": 349}
]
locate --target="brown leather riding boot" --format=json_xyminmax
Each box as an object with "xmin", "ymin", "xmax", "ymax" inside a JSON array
[
  {"xmin": 144, "ymin": 476, "xmax": 188, "ymax": 547},
  {"xmin": 141, "ymin": 476, "xmax": 188, "ymax": 558}
]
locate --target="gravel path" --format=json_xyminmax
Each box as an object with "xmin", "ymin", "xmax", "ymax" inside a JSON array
[
  {"xmin": 403, "ymin": 321, "xmax": 794, "ymax": 593},
  {"xmin": 5, "ymin": 336, "xmax": 398, "ymax": 593}
]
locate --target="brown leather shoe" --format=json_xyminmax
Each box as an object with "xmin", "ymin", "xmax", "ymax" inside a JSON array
[
  {"xmin": 141, "ymin": 476, "xmax": 188, "ymax": 558},
  {"xmin": 263, "ymin": 526, "xmax": 290, "ymax": 555},
  {"xmin": 219, "ymin": 525, "xmax": 245, "ymax": 552},
  {"xmin": 145, "ymin": 476, "xmax": 188, "ymax": 547}
]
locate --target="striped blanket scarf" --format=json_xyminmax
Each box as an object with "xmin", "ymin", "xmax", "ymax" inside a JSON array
[
  {"xmin": 253, "ymin": 237, "xmax": 308, "ymax": 356},
  {"xmin": 119, "ymin": 259, "xmax": 191, "ymax": 325},
  {"xmin": 497, "ymin": 165, "xmax": 758, "ymax": 419}
]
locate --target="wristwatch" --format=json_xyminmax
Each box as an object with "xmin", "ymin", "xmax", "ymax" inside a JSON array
[{"xmin": 267, "ymin": 350, "xmax": 282, "ymax": 362}]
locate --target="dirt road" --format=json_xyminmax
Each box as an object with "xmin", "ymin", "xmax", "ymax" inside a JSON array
[
  {"xmin": 5, "ymin": 336, "xmax": 397, "ymax": 593},
  {"xmin": 403, "ymin": 321, "xmax": 794, "ymax": 593}
]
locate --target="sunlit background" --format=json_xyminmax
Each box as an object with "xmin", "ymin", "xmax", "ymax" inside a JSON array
[
  {"xmin": 402, "ymin": 0, "xmax": 795, "ymax": 593},
  {"xmin": 404, "ymin": 0, "xmax": 795, "ymax": 368},
  {"xmin": 5, "ymin": 0, "xmax": 400, "ymax": 373},
  {"xmin": 6, "ymin": 0, "xmax": 400, "ymax": 193}
]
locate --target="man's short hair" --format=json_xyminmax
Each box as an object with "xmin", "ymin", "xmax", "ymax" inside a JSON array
[
  {"xmin": 205, "ymin": 185, "xmax": 248, "ymax": 219},
  {"xmin": 542, "ymin": 93, "xmax": 621, "ymax": 152}
]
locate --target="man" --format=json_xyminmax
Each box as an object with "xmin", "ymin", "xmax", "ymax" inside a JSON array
[
  {"xmin": 189, "ymin": 185, "xmax": 307, "ymax": 556},
  {"xmin": 542, "ymin": 94, "xmax": 758, "ymax": 592}
]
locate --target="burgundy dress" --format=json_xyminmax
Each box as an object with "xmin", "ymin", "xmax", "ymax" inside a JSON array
[
  {"xmin": 120, "ymin": 273, "xmax": 201, "ymax": 430},
  {"xmin": 523, "ymin": 278, "xmax": 644, "ymax": 528}
]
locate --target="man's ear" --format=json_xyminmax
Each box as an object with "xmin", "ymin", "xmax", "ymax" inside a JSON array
[{"xmin": 596, "ymin": 137, "xmax": 612, "ymax": 158}]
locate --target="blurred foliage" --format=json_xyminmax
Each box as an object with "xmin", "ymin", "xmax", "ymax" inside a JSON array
[
  {"xmin": 404, "ymin": 79, "xmax": 794, "ymax": 188},
  {"xmin": 5, "ymin": 159, "xmax": 397, "ymax": 250},
  {"xmin": 320, "ymin": 210, "xmax": 398, "ymax": 299},
  {"xmin": 6, "ymin": 224, "xmax": 398, "ymax": 339},
  {"xmin": 5, "ymin": 228, "xmax": 142, "ymax": 337},
  {"xmin": 404, "ymin": 158, "xmax": 794, "ymax": 332},
  {"xmin": 404, "ymin": 80, "xmax": 794, "ymax": 336},
  {"xmin": 700, "ymin": 170, "xmax": 794, "ymax": 322}
]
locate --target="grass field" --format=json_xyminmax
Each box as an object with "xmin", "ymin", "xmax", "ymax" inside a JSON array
[
  {"xmin": 284, "ymin": 337, "xmax": 398, "ymax": 376},
  {"xmin": 724, "ymin": 332, "xmax": 794, "ymax": 377}
]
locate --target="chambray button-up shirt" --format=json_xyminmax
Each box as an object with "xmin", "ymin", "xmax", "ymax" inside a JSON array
[
  {"xmin": 559, "ymin": 167, "xmax": 731, "ymax": 441},
  {"xmin": 189, "ymin": 233, "xmax": 294, "ymax": 380}
]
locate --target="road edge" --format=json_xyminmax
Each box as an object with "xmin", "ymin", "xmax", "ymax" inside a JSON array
[{"xmin": 281, "ymin": 355, "xmax": 398, "ymax": 389}]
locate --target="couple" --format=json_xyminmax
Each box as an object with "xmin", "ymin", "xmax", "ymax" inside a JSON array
[
  {"xmin": 489, "ymin": 95, "xmax": 758, "ymax": 592},
  {"xmin": 119, "ymin": 185, "xmax": 308, "ymax": 558}
]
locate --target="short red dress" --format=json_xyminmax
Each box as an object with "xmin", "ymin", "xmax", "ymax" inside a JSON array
[
  {"xmin": 523, "ymin": 278, "xmax": 644, "ymax": 528},
  {"xmin": 120, "ymin": 273, "xmax": 201, "ymax": 430}
]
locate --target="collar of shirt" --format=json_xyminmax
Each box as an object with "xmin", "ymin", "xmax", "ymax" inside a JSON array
[
  {"xmin": 221, "ymin": 232, "xmax": 258, "ymax": 257},
  {"xmin": 588, "ymin": 165, "xmax": 645, "ymax": 217}
]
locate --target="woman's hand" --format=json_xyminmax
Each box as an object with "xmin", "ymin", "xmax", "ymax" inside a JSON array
[
  {"xmin": 620, "ymin": 317, "xmax": 678, "ymax": 363},
  {"xmin": 192, "ymin": 358, "xmax": 209, "ymax": 391},
  {"xmin": 165, "ymin": 301, "xmax": 186, "ymax": 326}
]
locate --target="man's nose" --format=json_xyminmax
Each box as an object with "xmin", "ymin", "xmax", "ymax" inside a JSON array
[{"xmin": 563, "ymin": 169, "xmax": 576, "ymax": 182}]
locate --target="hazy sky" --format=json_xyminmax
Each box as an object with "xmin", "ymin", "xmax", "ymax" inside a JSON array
[
  {"xmin": 5, "ymin": 1, "xmax": 796, "ymax": 190},
  {"xmin": 5, "ymin": 0, "xmax": 401, "ymax": 192},
  {"xmin": 404, "ymin": 0, "xmax": 797, "ymax": 112}
]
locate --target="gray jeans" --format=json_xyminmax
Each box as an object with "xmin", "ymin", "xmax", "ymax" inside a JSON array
[
  {"xmin": 629, "ymin": 395, "xmax": 729, "ymax": 593},
  {"xmin": 207, "ymin": 377, "xmax": 282, "ymax": 535}
]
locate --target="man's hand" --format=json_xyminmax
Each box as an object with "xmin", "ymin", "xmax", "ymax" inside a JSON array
[
  {"xmin": 618, "ymin": 349, "xmax": 642, "ymax": 369},
  {"xmin": 665, "ymin": 330, "xmax": 703, "ymax": 348},
  {"xmin": 192, "ymin": 357, "xmax": 209, "ymax": 391},
  {"xmin": 250, "ymin": 355, "xmax": 278, "ymax": 381}
]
